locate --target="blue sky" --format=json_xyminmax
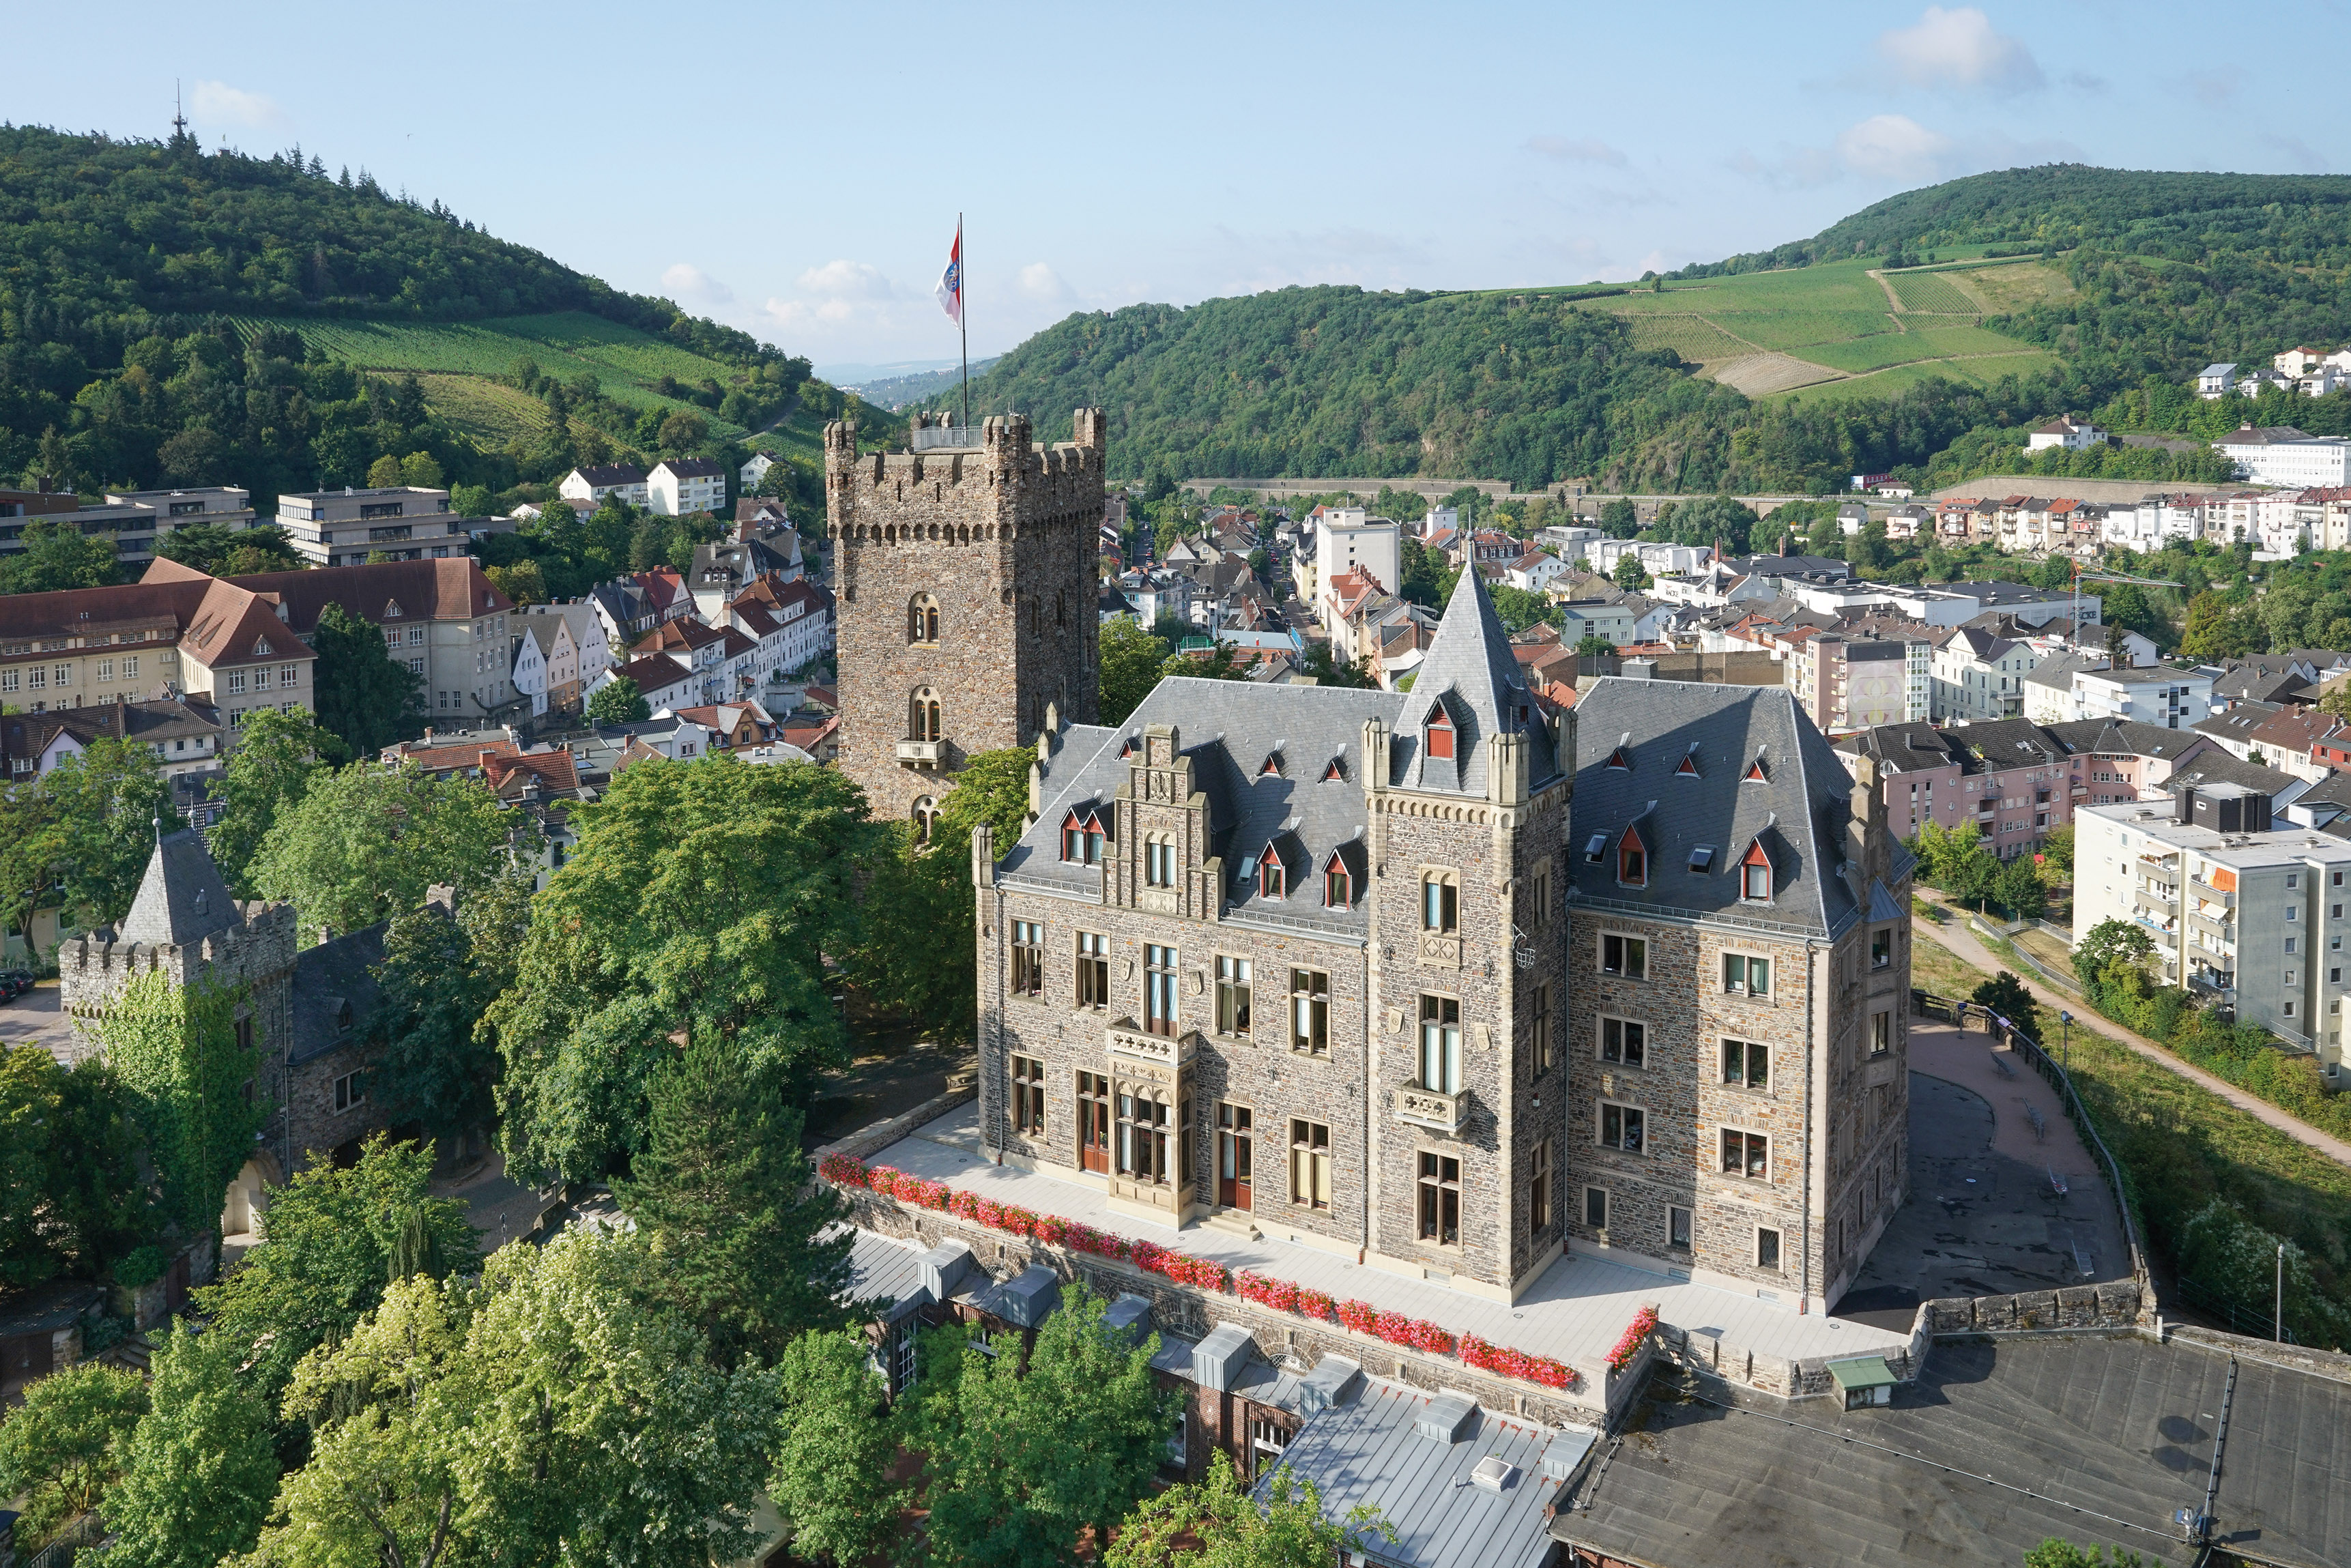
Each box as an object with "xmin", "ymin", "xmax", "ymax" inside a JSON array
[{"xmin": 11, "ymin": 1, "xmax": 2344, "ymax": 375}]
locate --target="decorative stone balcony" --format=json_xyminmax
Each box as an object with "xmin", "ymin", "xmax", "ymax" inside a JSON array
[
  {"xmin": 1395, "ymin": 1081, "xmax": 1467, "ymax": 1134},
  {"xmin": 1107, "ymin": 1021, "xmax": 1198, "ymax": 1069},
  {"xmin": 895, "ymin": 739, "xmax": 942, "ymax": 766}
]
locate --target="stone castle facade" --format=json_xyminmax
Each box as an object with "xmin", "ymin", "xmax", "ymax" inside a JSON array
[
  {"xmin": 970, "ymin": 559, "xmax": 1914, "ymax": 1310},
  {"xmin": 825, "ymin": 409, "xmax": 1106, "ymax": 826}
]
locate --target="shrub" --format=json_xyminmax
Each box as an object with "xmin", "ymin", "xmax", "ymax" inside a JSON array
[{"xmin": 114, "ymin": 1245, "xmax": 167, "ymax": 1289}]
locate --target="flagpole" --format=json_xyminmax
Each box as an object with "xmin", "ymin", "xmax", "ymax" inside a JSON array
[{"xmin": 959, "ymin": 213, "xmax": 969, "ymax": 431}]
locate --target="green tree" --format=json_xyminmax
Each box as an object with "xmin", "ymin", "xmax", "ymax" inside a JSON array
[
  {"xmin": 908, "ymin": 1284, "xmax": 1180, "ymax": 1568},
  {"xmin": 1296, "ymin": 640, "xmax": 1374, "ymax": 688},
  {"xmin": 153, "ymin": 522, "xmax": 306, "ymax": 578},
  {"xmin": 308, "ymin": 602, "xmax": 424, "ymax": 759},
  {"xmin": 102, "ymin": 1323, "xmax": 280, "ymax": 1568},
  {"xmin": 1574, "ymin": 633, "xmax": 1615, "ymax": 657},
  {"xmin": 0, "ymin": 1361, "xmax": 149, "ymax": 1548},
  {"xmin": 1397, "ymin": 536, "xmax": 1444, "ymax": 606},
  {"xmin": 586, "ymin": 674, "xmax": 652, "ymax": 726},
  {"xmin": 0, "ymin": 517, "xmax": 119, "ymax": 594},
  {"xmin": 1970, "ymin": 970, "xmax": 2040, "ymax": 1047},
  {"xmin": 766, "ymin": 1329, "xmax": 907, "ymax": 1567},
  {"xmin": 2037, "ymin": 822, "xmax": 2075, "ymax": 886},
  {"xmin": 250, "ymin": 764, "xmax": 528, "ymax": 942},
  {"xmin": 492, "ymin": 755, "xmax": 877, "ymax": 1182},
  {"xmin": 0, "ymin": 1044, "xmax": 152, "ymax": 1287},
  {"xmin": 1598, "ymin": 497, "xmax": 1639, "ymax": 538},
  {"xmin": 2022, "ymin": 1539, "xmax": 2144, "ymax": 1567},
  {"xmin": 450, "ymin": 482, "xmax": 495, "ymax": 516},
  {"xmin": 0, "ymin": 781, "xmax": 64, "ymax": 956},
  {"xmin": 2178, "ymin": 592, "xmax": 2256, "ymax": 659},
  {"xmin": 1487, "ymin": 584, "xmax": 1557, "ymax": 635},
  {"xmin": 399, "ymin": 451, "xmax": 444, "ymax": 489},
  {"xmin": 1993, "ymin": 854, "xmax": 2046, "ymax": 920},
  {"xmin": 1109, "ymin": 1451, "xmax": 1389, "ymax": 1568},
  {"xmin": 365, "ymin": 454, "xmax": 405, "ymax": 489},
  {"xmin": 2072, "ymin": 917, "xmax": 2156, "ymax": 993},
  {"xmin": 1613, "ymin": 553, "xmax": 1650, "ymax": 592},
  {"xmin": 614, "ymin": 1032, "xmax": 854, "ymax": 1364},
  {"xmin": 368, "ymin": 884, "xmax": 514, "ymax": 1147},
  {"xmin": 207, "ymin": 708, "xmax": 341, "ymax": 897},
  {"xmin": 1099, "ymin": 618, "xmax": 1172, "ymax": 726},
  {"xmin": 193, "ymin": 1134, "xmax": 477, "ymax": 1414},
  {"xmin": 99, "ymin": 969, "xmax": 267, "ymax": 1244},
  {"xmin": 38, "ymin": 737, "xmax": 172, "ymax": 930}
]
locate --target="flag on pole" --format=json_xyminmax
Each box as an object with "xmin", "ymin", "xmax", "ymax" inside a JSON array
[{"xmin": 934, "ymin": 222, "xmax": 963, "ymax": 327}]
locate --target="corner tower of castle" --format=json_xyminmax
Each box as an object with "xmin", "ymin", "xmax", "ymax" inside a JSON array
[{"xmin": 825, "ymin": 409, "xmax": 1107, "ymax": 827}]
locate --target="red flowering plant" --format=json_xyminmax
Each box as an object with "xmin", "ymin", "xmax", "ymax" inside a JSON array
[
  {"xmin": 947, "ymin": 1189, "xmax": 981, "ymax": 1221},
  {"xmin": 999, "ymin": 1206, "xmax": 1037, "ymax": 1239},
  {"xmin": 1033, "ymin": 1215, "xmax": 1068, "ymax": 1246},
  {"xmin": 817, "ymin": 1153, "xmax": 869, "ymax": 1187},
  {"xmin": 904, "ymin": 1178, "xmax": 951, "ymax": 1210},
  {"xmin": 1606, "ymin": 1306, "xmax": 1659, "ymax": 1374},
  {"xmin": 1337, "ymin": 1298, "xmax": 1377, "ymax": 1334},
  {"xmin": 1407, "ymin": 1320, "xmax": 1456, "ymax": 1354},
  {"xmin": 1295, "ymin": 1288, "xmax": 1333, "ymax": 1322},
  {"xmin": 865, "ymin": 1166, "xmax": 904, "ymax": 1198},
  {"xmin": 1525, "ymin": 1356, "xmax": 1576, "ymax": 1390},
  {"xmin": 1369, "ymin": 1309, "xmax": 1413, "ymax": 1346}
]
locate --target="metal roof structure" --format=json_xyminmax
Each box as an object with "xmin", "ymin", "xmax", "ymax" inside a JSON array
[{"xmin": 1263, "ymin": 1375, "xmax": 1597, "ymax": 1568}]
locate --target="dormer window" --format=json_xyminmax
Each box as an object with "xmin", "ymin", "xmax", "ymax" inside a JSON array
[
  {"xmin": 1617, "ymin": 832, "xmax": 1646, "ymax": 887},
  {"xmin": 1324, "ymin": 856, "xmax": 1351, "ymax": 908},
  {"xmin": 1741, "ymin": 840, "xmax": 1773, "ymax": 901},
  {"xmin": 1424, "ymin": 709, "xmax": 1454, "ymax": 760},
  {"xmin": 1321, "ymin": 757, "xmax": 1344, "ymax": 783},
  {"xmin": 1743, "ymin": 757, "xmax": 1768, "ymax": 782},
  {"xmin": 1259, "ymin": 752, "xmax": 1282, "ymax": 777},
  {"xmin": 1260, "ymin": 857, "xmax": 1286, "ymax": 899},
  {"xmin": 385, "ymin": 600, "xmax": 403, "ymax": 618},
  {"xmin": 253, "ymin": 636, "xmax": 273, "ymax": 656},
  {"xmin": 1607, "ymin": 744, "xmax": 1632, "ymax": 770},
  {"xmin": 1675, "ymin": 745, "xmax": 1701, "ymax": 776},
  {"xmin": 1584, "ymin": 832, "xmax": 1609, "ymax": 862}
]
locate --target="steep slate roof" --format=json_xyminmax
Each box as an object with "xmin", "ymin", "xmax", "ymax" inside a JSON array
[
  {"xmin": 2040, "ymin": 717, "xmax": 2209, "ymax": 760},
  {"xmin": 1392, "ymin": 570, "xmax": 1560, "ymax": 796},
  {"xmin": 223, "ymin": 558, "xmax": 511, "ymax": 630},
  {"xmin": 2163, "ymin": 750, "xmax": 2300, "ymax": 799},
  {"xmin": 118, "ymin": 828, "xmax": 240, "ymax": 946},
  {"xmin": 1568, "ymin": 678, "xmax": 1888, "ymax": 940},
  {"xmin": 289, "ymin": 920, "xmax": 388, "ymax": 1066}
]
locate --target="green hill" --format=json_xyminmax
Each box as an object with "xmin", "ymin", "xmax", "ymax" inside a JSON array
[
  {"xmin": 955, "ymin": 165, "xmax": 2351, "ymax": 494},
  {"xmin": 0, "ymin": 124, "xmax": 889, "ymax": 510}
]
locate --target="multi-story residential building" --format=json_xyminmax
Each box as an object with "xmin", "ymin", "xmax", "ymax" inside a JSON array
[
  {"xmin": 2027, "ymin": 416, "xmax": 2105, "ymax": 452},
  {"xmin": 2075, "ymin": 787, "xmax": 2349, "ymax": 1084},
  {"xmin": 2073, "ymin": 663, "xmax": 2218, "ymax": 729},
  {"xmin": 1838, "ymin": 718, "xmax": 2076, "ymax": 856},
  {"xmin": 731, "ymin": 577, "xmax": 833, "ymax": 676},
  {"xmin": 226, "ymin": 558, "xmax": 520, "ymax": 723},
  {"xmin": 1787, "ymin": 629, "xmax": 1931, "ymax": 734},
  {"xmin": 558, "ymin": 464, "xmax": 650, "ymax": 511},
  {"xmin": 594, "ymin": 653, "xmax": 699, "ymax": 713},
  {"xmin": 510, "ymin": 624, "xmax": 549, "ymax": 718},
  {"xmin": 647, "ymin": 456, "xmax": 729, "ymax": 517},
  {"xmin": 276, "ymin": 486, "xmax": 471, "ymax": 568},
  {"xmin": 1, "ymin": 560, "xmax": 315, "ymax": 729},
  {"xmin": 973, "ymin": 576, "xmax": 1911, "ymax": 1313},
  {"xmin": 1928, "ymin": 626, "xmax": 2038, "ymax": 721},
  {"xmin": 0, "ymin": 485, "xmax": 253, "ymax": 571},
  {"xmin": 1876, "ymin": 580, "xmax": 2096, "ymax": 629},
  {"xmin": 2039, "ymin": 717, "xmax": 2221, "ymax": 807},
  {"xmin": 2197, "ymin": 362, "xmax": 2238, "ymax": 398},
  {"xmin": 2214, "ymin": 425, "xmax": 2351, "ymax": 489},
  {"xmin": 1, "ymin": 697, "xmax": 224, "ymax": 783}
]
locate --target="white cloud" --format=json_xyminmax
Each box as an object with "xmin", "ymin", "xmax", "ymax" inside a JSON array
[
  {"xmin": 190, "ymin": 79, "xmax": 288, "ymax": 129},
  {"xmin": 1875, "ymin": 7, "xmax": 2044, "ymax": 93},
  {"xmin": 794, "ymin": 259, "xmax": 897, "ymax": 299},
  {"xmin": 1525, "ymin": 135, "xmax": 1628, "ymax": 168},
  {"xmin": 1834, "ymin": 114, "xmax": 1957, "ymax": 182},
  {"xmin": 660, "ymin": 263, "xmax": 732, "ymax": 306},
  {"xmin": 1017, "ymin": 262, "xmax": 1073, "ymax": 303}
]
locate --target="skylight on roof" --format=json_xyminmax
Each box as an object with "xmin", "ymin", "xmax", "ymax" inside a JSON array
[
  {"xmin": 1690, "ymin": 845, "xmax": 1716, "ymax": 872},
  {"xmin": 1584, "ymin": 832, "xmax": 1609, "ymax": 862}
]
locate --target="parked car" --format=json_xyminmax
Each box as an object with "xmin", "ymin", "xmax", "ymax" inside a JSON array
[{"xmin": 0, "ymin": 970, "xmax": 34, "ymax": 1000}]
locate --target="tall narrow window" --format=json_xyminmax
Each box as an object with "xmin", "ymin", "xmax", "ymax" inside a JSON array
[
  {"xmin": 1324, "ymin": 858, "xmax": 1351, "ymax": 908},
  {"xmin": 1418, "ymin": 994, "xmax": 1461, "ymax": 1093},
  {"xmin": 1145, "ymin": 944, "xmax": 1179, "ymax": 1036},
  {"xmin": 1741, "ymin": 841, "xmax": 1772, "ymax": 901},
  {"xmin": 1529, "ymin": 1138, "xmax": 1552, "ymax": 1232},
  {"xmin": 1531, "ymin": 983, "xmax": 1554, "ymax": 1075},
  {"xmin": 1422, "ymin": 872, "xmax": 1458, "ymax": 934},
  {"xmin": 1011, "ymin": 1055, "xmax": 1045, "ymax": 1135},
  {"xmin": 1078, "ymin": 1071, "xmax": 1111, "ymax": 1172},
  {"xmin": 1259, "ymin": 856, "xmax": 1285, "ymax": 899},
  {"xmin": 910, "ymin": 687, "xmax": 941, "ymax": 742},
  {"xmin": 1010, "ymin": 921, "xmax": 1043, "ymax": 998},
  {"xmin": 1424, "ymin": 708, "xmax": 1455, "ymax": 760},
  {"xmin": 1145, "ymin": 839, "xmax": 1177, "ymax": 887},
  {"xmin": 1117, "ymin": 1090, "xmax": 1171, "ymax": 1182},
  {"xmin": 1290, "ymin": 968, "xmax": 1329, "ymax": 1056},
  {"xmin": 912, "ymin": 797, "xmax": 939, "ymax": 843},
  {"xmin": 1215, "ymin": 956, "xmax": 1252, "ymax": 1036},
  {"xmin": 1290, "ymin": 1119, "xmax": 1331, "ymax": 1210},
  {"xmin": 1618, "ymin": 830, "xmax": 1647, "ymax": 887},
  {"xmin": 1076, "ymin": 931, "xmax": 1109, "ymax": 1008},
  {"xmin": 1416, "ymin": 1151, "xmax": 1460, "ymax": 1244}
]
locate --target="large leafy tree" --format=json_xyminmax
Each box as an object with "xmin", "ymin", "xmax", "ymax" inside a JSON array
[
  {"xmin": 586, "ymin": 673, "xmax": 652, "ymax": 725},
  {"xmin": 153, "ymin": 521, "xmax": 306, "ymax": 578},
  {"xmin": 368, "ymin": 869, "xmax": 532, "ymax": 1147},
  {"xmin": 194, "ymin": 1135, "xmax": 478, "ymax": 1414},
  {"xmin": 0, "ymin": 1361, "xmax": 149, "ymax": 1548},
  {"xmin": 0, "ymin": 1044, "xmax": 152, "ymax": 1287},
  {"xmin": 308, "ymin": 601, "xmax": 424, "ymax": 759},
  {"xmin": 1109, "ymin": 1451, "xmax": 1389, "ymax": 1568},
  {"xmin": 491, "ymin": 754, "xmax": 877, "ymax": 1182},
  {"xmin": 906, "ymin": 1285, "xmax": 1180, "ymax": 1568},
  {"xmin": 248, "ymin": 764, "xmax": 530, "ymax": 941},
  {"xmin": 102, "ymin": 1323, "xmax": 280, "ymax": 1568},
  {"xmin": 765, "ymin": 1329, "xmax": 907, "ymax": 1567},
  {"xmin": 98, "ymin": 969, "xmax": 268, "ymax": 1244},
  {"xmin": 0, "ymin": 517, "xmax": 119, "ymax": 594},
  {"xmin": 1098, "ymin": 618, "xmax": 1170, "ymax": 727},
  {"xmin": 38, "ymin": 736, "xmax": 172, "ymax": 930},
  {"xmin": 207, "ymin": 707, "xmax": 341, "ymax": 897},
  {"xmin": 614, "ymin": 1032, "xmax": 854, "ymax": 1365}
]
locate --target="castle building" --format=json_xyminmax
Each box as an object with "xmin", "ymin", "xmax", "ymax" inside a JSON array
[
  {"xmin": 972, "ymin": 570, "xmax": 1913, "ymax": 1312},
  {"xmin": 56, "ymin": 829, "xmax": 394, "ymax": 1237},
  {"xmin": 825, "ymin": 410, "xmax": 1106, "ymax": 828}
]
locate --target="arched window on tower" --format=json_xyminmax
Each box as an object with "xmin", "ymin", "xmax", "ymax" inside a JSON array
[
  {"xmin": 912, "ymin": 796, "xmax": 939, "ymax": 844},
  {"xmin": 908, "ymin": 593, "xmax": 940, "ymax": 646},
  {"xmin": 910, "ymin": 687, "xmax": 942, "ymax": 742}
]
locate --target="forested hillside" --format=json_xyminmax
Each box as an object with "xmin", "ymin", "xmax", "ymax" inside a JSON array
[
  {"xmin": 0, "ymin": 124, "xmax": 861, "ymax": 511},
  {"xmin": 960, "ymin": 166, "xmax": 2351, "ymax": 493}
]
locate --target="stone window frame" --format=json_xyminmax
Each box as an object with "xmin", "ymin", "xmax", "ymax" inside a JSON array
[
  {"xmin": 1754, "ymin": 1223, "xmax": 1785, "ymax": 1273},
  {"xmin": 1530, "ymin": 982, "xmax": 1554, "ymax": 1076},
  {"xmin": 1414, "ymin": 1147, "xmax": 1462, "ymax": 1249},
  {"xmin": 1719, "ymin": 1124, "xmax": 1772, "ymax": 1183},
  {"xmin": 1581, "ymin": 1182, "xmax": 1610, "ymax": 1232},
  {"xmin": 1719, "ymin": 948, "xmax": 1772, "ymax": 1000},
  {"xmin": 1009, "ymin": 921, "xmax": 1045, "ymax": 998},
  {"xmin": 1596, "ymin": 1097, "xmax": 1646, "ymax": 1155},
  {"xmin": 1144, "ymin": 835, "xmax": 1179, "ymax": 888},
  {"xmin": 1526, "ymin": 863, "xmax": 1551, "ymax": 929},
  {"xmin": 1720, "ymin": 1036, "xmax": 1771, "ymax": 1094},
  {"xmin": 1288, "ymin": 968, "xmax": 1329, "ymax": 1056},
  {"xmin": 1870, "ymin": 1009, "xmax": 1893, "ymax": 1057},
  {"xmin": 1419, "ymin": 867, "xmax": 1460, "ymax": 934},
  {"xmin": 1529, "ymin": 1137, "xmax": 1553, "ymax": 1233},
  {"xmin": 1289, "ymin": 1117, "xmax": 1331, "ymax": 1211},
  {"xmin": 1011, "ymin": 1054, "xmax": 1046, "ymax": 1136},
  {"xmin": 909, "ymin": 686, "xmax": 942, "ymax": 742},
  {"xmin": 1667, "ymin": 1203, "xmax": 1692, "ymax": 1252},
  {"xmin": 1076, "ymin": 931, "xmax": 1110, "ymax": 1010},
  {"xmin": 331, "ymin": 1071, "xmax": 367, "ymax": 1114},
  {"xmin": 1416, "ymin": 992, "xmax": 1462, "ymax": 1094},
  {"xmin": 907, "ymin": 592, "xmax": 941, "ymax": 646},
  {"xmin": 1599, "ymin": 931, "xmax": 1648, "ymax": 981},
  {"xmin": 1214, "ymin": 954, "xmax": 1254, "ymax": 1040},
  {"xmin": 1597, "ymin": 1013, "xmax": 1646, "ymax": 1070}
]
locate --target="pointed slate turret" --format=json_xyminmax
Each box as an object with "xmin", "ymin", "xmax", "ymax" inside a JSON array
[
  {"xmin": 1392, "ymin": 568, "xmax": 1557, "ymax": 794},
  {"xmin": 117, "ymin": 828, "xmax": 240, "ymax": 948}
]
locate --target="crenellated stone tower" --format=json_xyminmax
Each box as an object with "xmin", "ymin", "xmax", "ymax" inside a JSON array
[{"xmin": 825, "ymin": 409, "xmax": 1106, "ymax": 828}]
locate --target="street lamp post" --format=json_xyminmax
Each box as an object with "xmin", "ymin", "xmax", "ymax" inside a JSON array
[{"xmin": 2060, "ymin": 1010, "xmax": 2072, "ymax": 1074}]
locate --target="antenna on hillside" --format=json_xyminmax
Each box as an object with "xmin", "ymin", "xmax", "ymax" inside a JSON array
[{"xmin": 173, "ymin": 80, "xmax": 188, "ymax": 141}]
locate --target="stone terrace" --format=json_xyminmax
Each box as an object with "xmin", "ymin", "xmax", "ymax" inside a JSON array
[{"xmin": 865, "ymin": 1103, "xmax": 1909, "ymax": 1397}]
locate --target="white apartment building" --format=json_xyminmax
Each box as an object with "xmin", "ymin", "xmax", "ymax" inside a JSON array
[
  {"xmin": 276, "ymin": 487, "xmax": 470, "ymax": 568},
  {"xmin": 2075, "ymin": 789, "xmax": 2348, "ymax": 1082},
  {"xmin": 648, "ymin": 458, "xmax": 728, "ymax": 517},
  {"xmin": 2073, "ymin": 664, "xmax": 2217, "ymax": 729},
  {"xmin": 1930, "ymin": 628, "xmax": 2038, "ymax": 722},
  {"xmin": 558, "ymin": 464, "xmax": 651, "ymax": 511},
  {"xmin": 1312, "ymin": 506, "xmax": 1401, "ymax": 598},
  {"xmin": 1, "ymin": 486, "xmax": 255, "ymax": 572},
  {"xmin": 2027, "ymin": 416, "xmax": 2105, "ymax": 452},
  {"xmin": 2214, "ymin": 426, "xmax": 2351, "ymax": 489},
  {"xmin": 511, "ymin": 626, "xmax": 549, "ymax": 718},
  {"xmin": 2197, "ymin": 363, "xmax": 2238, "ymax": 398},
  {"xmin": 738, "ymin": 452, "xmax": 774, "ymax": 491}
]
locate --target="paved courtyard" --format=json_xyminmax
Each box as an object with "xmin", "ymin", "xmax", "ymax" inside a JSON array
[
  {"xmin": 1836, "ymin": 1021, "xmax": 2132, "ymax": 1331},
  {"xmin": 870, "ymin": 1103, "xmax": 1907, "ymax": 1389},
  {"xmin": 1, "ymin": 982, "xmax": 85, "ymax": 1063}
]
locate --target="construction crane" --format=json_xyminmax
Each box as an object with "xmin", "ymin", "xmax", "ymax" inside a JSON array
[{"xmin": 2070, "ymin": 560, "xmax": 2182, "ymax": 658}]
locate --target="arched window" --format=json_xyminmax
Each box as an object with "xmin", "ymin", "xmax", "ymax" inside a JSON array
[
  {"xmin": 1421, "ymin": 869, "xmax": 1458, "ymax": 933},
  {"xmin": 910, "ymin": 687, "xmax": 942, "ymax": 742},
  {"xmin": 907, "ymin": 594, "xmax": 940, "ymax": 645},
  {"xmin": 912, "ymin": 796, "xmax": 939, "ymax": 844},
  {"xmin": 1741, "ymin": 840, "xmax": 1773, "ymax": 901},
  {"xmin": 1424, "ymin": 708, "xmax": 1455, "ymax": 761}
]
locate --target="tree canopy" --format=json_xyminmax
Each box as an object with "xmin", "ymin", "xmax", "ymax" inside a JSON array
[{"xmin": 248, "ymin": 763, "xmax": 527, "ymax": 940}]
